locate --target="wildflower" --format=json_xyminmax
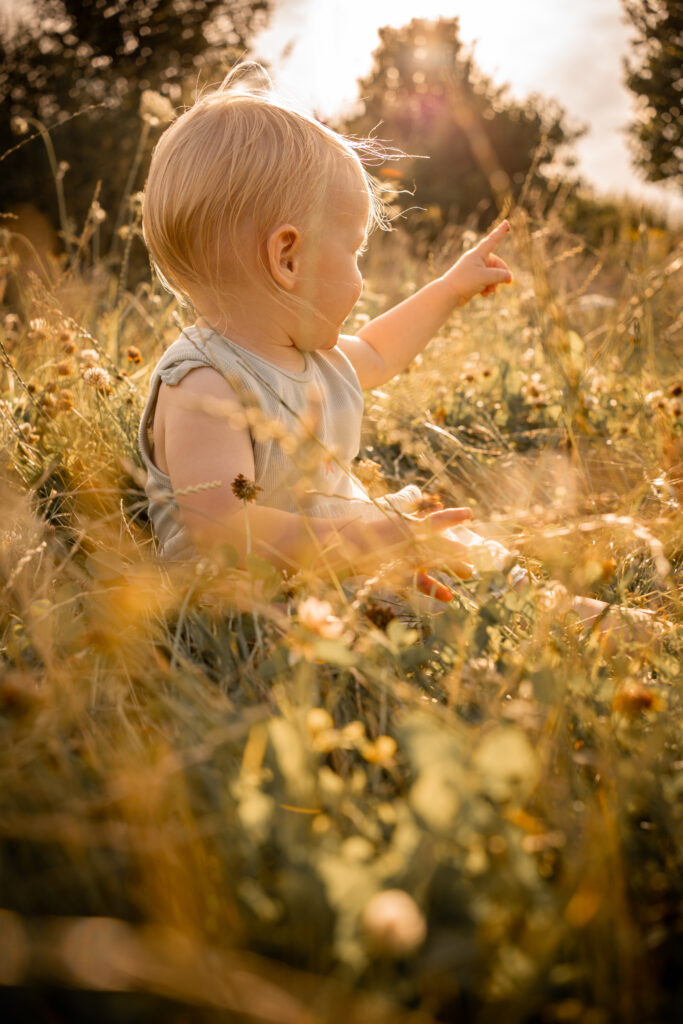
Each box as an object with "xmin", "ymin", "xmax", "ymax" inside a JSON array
[
  {"xmin": 139, "ymin": 89, "xmax": 175, "ymax": 127},
  {"xmin": 341, "ymin": 720, "xmax": 366, "ymax": 743},
  {"xmin": 125, "ymin": 345, "xmax": 143, "ymax": 365},
  {"xmin": 602, "ymin": 558, "xmax": 617, "ymax": 579},
  {"xmin": 612, "ymin": 681, "xmax": 659, "ymax": 716},
  {"xmin": 40, "ymin": 392, "xmax": 57, "ymax": 415},
  {"xmin": 411, "ymin": 492, "xmax": 444, "ymax": 513},
  {"xmin": 364, "ymin": 600, "xmax": 396, "ymax": 630},
  {"xmin": 79, "ymin": 348, "xmax": 100, "ymax": 366},
  {"xmin": 355, "ymin": 458, "xmax": 383, "ymax": 486},
  {"xmin": 11, "ymin": 117, "xmax": 28, "ymax": 135},
  {"xmin": 362, "ymin": 735, "xmax": 397, "ymax": 764},
  {"xmin": 26, "ymin": 380, "xmax": 37, "ymax": 394},
  {"xmin": 297, "ymin": 597, "xmax": 344, "ymax": 638},
  {"xmin": 57, "ymin": 389, "xmax": 74, "ymax": 411},
  {"xmin": 669, "ymin": 383, "xmax": 683, "ymax": 397},
  {"xmin": 90, "ymin": 201, "xmax": 107, "ymax": 225},
  {"xmin": 82, "ymin": 366, "xmax": 112, "ymax": 395},
  {"xmin": 231, "ymin": 474, "xmax": 262, "ymax": 502},
  {"xmin": 44, "ymin": 380, "xmax": 57, "ymax": 394},
  {"xmin": 59, "ymin": 331, "xmax": 77, "ymax": 353},
  {"xmin": 3, "ymin": 313, "xmax": 20, "ymax": 336},
  {"xmin": 55, "ymin": 359, "xmax": 74, "ymax": 377},
  {"xmin": 306, "ymin": 708, "xmax": 334, "ymax": 735},
  {"xmin": 361, "ymin": 890, "xmax": 427, "ymax": 957}
]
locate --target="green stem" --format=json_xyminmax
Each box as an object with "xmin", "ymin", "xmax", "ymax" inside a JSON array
[
  {"xmin": 243, "ymin": 499, "xmax": 251, "ymax": 555},
  {"xmin": 27, "ymin": 117, "xmax": 73, "ymax": 259},
  {"xmin": 112, "ymin": 120, "xmax": 150, "ymax": 249}
]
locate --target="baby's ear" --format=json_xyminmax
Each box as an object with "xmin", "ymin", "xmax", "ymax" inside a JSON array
[{"xmin": 266, "ymin": 224, "xmax": 300, "ymax": 290}]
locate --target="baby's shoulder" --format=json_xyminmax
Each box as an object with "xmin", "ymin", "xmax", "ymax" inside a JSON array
[{"xmin": 314, "ymin": 342, "xmax": 362, "ymax": 387}]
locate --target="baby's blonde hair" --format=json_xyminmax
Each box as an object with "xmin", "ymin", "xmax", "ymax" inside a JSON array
[{"xmin": 142, "ymin": 62, "xmax": 391, "ymax": 308}]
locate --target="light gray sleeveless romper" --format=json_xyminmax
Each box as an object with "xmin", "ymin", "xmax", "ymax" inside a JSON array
[{"xmin": 138, "ymin": 326, "xmax": 420, "ymax": 560}]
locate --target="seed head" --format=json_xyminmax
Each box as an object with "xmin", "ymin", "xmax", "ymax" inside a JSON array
[
  {"xmin": 57, "ymin": 389, "xmax": 74, "ymax": 412},
  {"xmin": 82, "ymin": 366, "xmax": 112, "ymax": 395},
  {"xmin": 231, "ymin": 474, "xmax": 262, "ymax": 502},
  {"xmin": 139, "ymin": 89, "xmax": 175, "ymax": 127}
]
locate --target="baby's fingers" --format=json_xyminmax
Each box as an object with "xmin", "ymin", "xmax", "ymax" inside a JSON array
[
  {"xmin": 482, "ymin": 265, "xmax": 512, "ymax": 288},
  {"xmin": 478, "ymin": 219, "xmax": 510, "ymax": 256},
  {"xmin": 415, "ymin": 569, "xmax": 454, "ymax": 602},
  {"xmin": 416, "ymin": 506, "xmax": 472, "ymax": 531}
]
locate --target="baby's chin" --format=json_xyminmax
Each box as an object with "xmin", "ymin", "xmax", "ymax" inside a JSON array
[{"xmin": 296, "ymin": 333, "xmax": 339, "ymax": 353}]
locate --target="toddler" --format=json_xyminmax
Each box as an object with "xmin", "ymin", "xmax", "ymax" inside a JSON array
[{"xmin": 138, "ymin": 64, "xmax": 648, "ymax": 631}]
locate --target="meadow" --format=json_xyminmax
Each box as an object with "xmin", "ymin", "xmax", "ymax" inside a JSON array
[{"xmin": 0, "ymin": 168, "xmax": 682, "ymax": 1023}]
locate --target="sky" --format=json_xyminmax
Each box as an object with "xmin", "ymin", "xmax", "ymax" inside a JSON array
[
  {"xmin": 1, "ymin": 0, "xmax": 679, "ymax": 218},
  {"xmin": 254, "ymin": 0, "xmax": 682, "ymax": 218}
]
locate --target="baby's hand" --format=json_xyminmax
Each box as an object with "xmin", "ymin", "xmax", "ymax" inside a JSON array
[
  {"xmin": 442, "ymin": 221, "xmax": 513, "ymax": 307},
  {"xmin": 407, "ymin": 506, "xmax": 475, "ymax": 585}
]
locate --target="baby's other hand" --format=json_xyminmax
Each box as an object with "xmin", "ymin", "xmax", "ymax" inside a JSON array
[
  {"xmin": 442, "ymin": 220, "xmax": 513, "ymax": 307},
  {"xmin": 407, "ymin": 506, "xmax": 475, "ymax": 581}
]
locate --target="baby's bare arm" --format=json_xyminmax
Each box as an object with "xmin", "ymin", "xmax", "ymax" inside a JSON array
[
  {"xmin": 159, "ymin": 367, "xmax": 255, "ymax": 542},
  {"xmin": 339, "ymin": 221, "xmax": 512, "ymax": 389},
  {"xmin": 159, "ymin": 368, "xmax": 473, "ymax": 575}
]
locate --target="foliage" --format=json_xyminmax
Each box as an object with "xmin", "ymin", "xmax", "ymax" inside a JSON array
[
  {"xmin": 1, "ymin": 100, "xmax": 683, "ymax": 1023},
  {"xmin": 342, "ymin": 18, "xmax": 584, "ymax": 232},
  {"xmin": 622, "ymin": 0, "xmax": 683, "ymax": 184},
  {"xmin": 0, "ymin": 0, "xmax": 270, "ymax": 248}
]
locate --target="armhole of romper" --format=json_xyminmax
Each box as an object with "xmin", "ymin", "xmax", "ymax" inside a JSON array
[{"xmin": 140, "ymin": 372, "xmax": 163, "ymax": 470}]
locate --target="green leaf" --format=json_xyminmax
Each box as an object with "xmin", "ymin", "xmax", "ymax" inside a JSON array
[
  {"xmin": 312, "ymin": 637, "xmax": 357, "ymax": 667},
  {"xmin": 473, "ymin": 727, "xmax": 540, "ymax": 803},
  {"xmin": 386, "ymin": 619, "xmax": 419, "ymax": 648}
]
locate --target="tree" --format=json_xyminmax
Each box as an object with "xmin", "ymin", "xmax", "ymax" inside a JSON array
[
  {"xmin": 342, "ymin": 18, "xmax": 582, "ymax": 231},
  {"xmin": 622, "ymin": 0, "xmax": 683, "ymax": 184},
  {"xmin": 0, "ymin": 0, "xmax": 270, "ymax": 250}
]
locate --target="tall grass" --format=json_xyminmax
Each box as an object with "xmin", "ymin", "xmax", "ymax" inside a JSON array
[{"xmin": 0, "ymin": 153, "xmax": 682, "ymax": 1023}]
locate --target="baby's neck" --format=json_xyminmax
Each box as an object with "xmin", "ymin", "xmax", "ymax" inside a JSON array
[{"xmin": 194, "ymin": 314, "xmax": 307, "ymax": 373}]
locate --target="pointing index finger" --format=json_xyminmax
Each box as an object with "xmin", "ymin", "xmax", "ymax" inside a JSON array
[{"xmin": 478, "ymin": 220, "xmax": 510, "ymax": 255}]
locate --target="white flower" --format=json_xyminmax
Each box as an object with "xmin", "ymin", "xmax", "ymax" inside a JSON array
[
  {"xmin": 361, "ymin": 890, "xmax": 427, "ymax": 956},
  {"xmin": 82, "ymin": 366, "xmax": 111, "ymax": 393},
  {"xmin": 79, "ymin": 349, "xmax": 100, "ymax": 366},
  {"xmin": 139, "ymin": 90, "xmax": 175, "ymax": 126},
  {"xmin": 297, "ymin": 597, "xmax": 344, "ymax": 638}
]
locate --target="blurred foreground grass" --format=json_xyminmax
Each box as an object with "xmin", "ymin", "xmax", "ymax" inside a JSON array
[{"xmin": 0, "ymin": 202, "xmax": 682, "ymax": 1023}]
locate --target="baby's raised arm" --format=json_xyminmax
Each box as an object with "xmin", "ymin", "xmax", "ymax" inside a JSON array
[{"xmin": 338, "ymin": 221, "xmax": 512, "ymax": 390}]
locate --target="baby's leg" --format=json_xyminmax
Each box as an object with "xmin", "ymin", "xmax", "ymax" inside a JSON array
[{"xmin": 534, "ymin": 580, "xmax": 662, "ymax": 650}]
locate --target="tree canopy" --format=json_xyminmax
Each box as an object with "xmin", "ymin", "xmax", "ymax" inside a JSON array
[
  {"xmin": 342, "ymin": 18, "xmax": 583, "ymax": 231},
  {"xmin": 622, "ymin": 0, "xmax": 683, "ymax": 185},
  {"xmin": 0, "ymin": 0, "xmax": 270, "ymax": 246}
]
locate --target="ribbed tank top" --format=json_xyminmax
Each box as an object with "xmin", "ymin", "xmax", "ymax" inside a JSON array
[{"xmin": 138, "ymin": 326, "xmax": 420, "ymax": 560}]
